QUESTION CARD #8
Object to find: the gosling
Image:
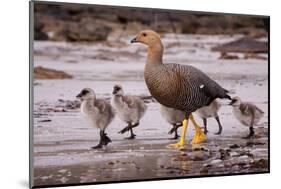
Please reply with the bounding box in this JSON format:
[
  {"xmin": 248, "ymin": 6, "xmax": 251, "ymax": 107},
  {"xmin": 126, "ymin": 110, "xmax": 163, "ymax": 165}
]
[
  {"xmin": 111, "ymin": 84, "xmax": 147, "ymax": 139},
  {"xmin": 76, "ymin": 88, "xmax": 114, "ymax": 149},
  {"xmin": 160, "ymin": 105, "xmax": 185, "ymax": 139},
  {"xmin": 161, "ymin": 100, "xmax": 223, "ymax": 139},
  {"xmin": 229, "ymin": 96, "xmax": 264, "ymax": 138},
  {"xmin": 195, "ymin": 99, "xmax": 223, "ymax": 135}
]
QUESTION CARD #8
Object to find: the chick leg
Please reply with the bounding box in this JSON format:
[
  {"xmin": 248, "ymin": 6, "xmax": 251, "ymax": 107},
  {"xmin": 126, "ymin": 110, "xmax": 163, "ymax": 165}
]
[
  {"xmin": 243, "ymin": 117, "xmax": 255, "ymax": 139},
  {"xmin": 173, "ymin": 123, "xmax": 181, "ymax": 139},
  {"xmin": 91, "ymin": 130, "xmax": 104, "ymax": 149},
  {"xmin": 190, "ymin": 114, "xmax": 207, "ymax": 144},
  {"xmin": 103, "ymin": 132, "xmax": 112, "ymax": 145},
  {"xmin": 167, "ymin": 118, "xmax": 189, "ymax": 149},
  {"xmin": 119, "ymin": 123, "xmax": 131, "ymax": 134},
  {"xmin": 168, "ymin": 123, "xmax": 182, "ymax": 139},
  {"xmin": 125, "ymin": 128, "xmax": 136, "ymax": 140},
  {"xmin": 243, "ymin": 126, "xmax": 255, "ymax": 139},
  {"xmin": 119, "ymin": 122, "xmax": 139, "ymax": 135},
  {"xmin": 214, "ymin": 116, "xmax": 223, "ymax": 135},
  {"xmin": 203, "ymin": 118, "xmax": 208, "ymax": 134}
]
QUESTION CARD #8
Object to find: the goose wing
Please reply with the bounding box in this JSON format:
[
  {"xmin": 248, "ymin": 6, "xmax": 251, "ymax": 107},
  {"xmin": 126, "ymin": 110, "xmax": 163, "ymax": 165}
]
[{"xmin": 167, "ymin": 64, "xmax": 230, "ymax": 111}]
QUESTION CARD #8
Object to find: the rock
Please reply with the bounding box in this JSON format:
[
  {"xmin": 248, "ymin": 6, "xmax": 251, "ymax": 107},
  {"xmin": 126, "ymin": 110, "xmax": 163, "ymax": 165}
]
[
  {"xmin": 210, "ymin": 159, "xmax": 223, "ymax": 165},
  {"xmin": 219, "ymin": 52, "xmax": 239, "ymax": 60},
  {"xmin": 229, "ymin": 144, "xmax": 240, "ymax": 149},
  {"xmin": 200, "ymin": 167, "xmax": 209, "ymax": 174},
  {"xmin": 64, "ymin": 20, "xmax": 112, "ymax": 42},
  {"xmin": 34, "ymin": 66, "xmax": 73, "ymax": 80},
  {"xmin": 190, "ymin": 151, "xmax": 210, "ymax": 161},
  {"xmin": 58, "ymin": 169, "xmax": 67, "ymax": 174},
  {"xmin": 212, "ymin": 37, "xmax": 268, "ymax": 53},
  {"xmin": 237, "ymin": 155, "xmax": 249, "ymax": 162},
  {"xmin": 244, "ymin": 53, "xmax": 267, "ymax": 60},
  {"xmin": 250, "ymin": 149, "xmax": 265, "ymax": 157},
  {"xmin": 246, "ymin": 141, "xmax": 265, "ymax": 147},
  {"xmin": 34, "ymin": 20, "xmax": 49, "ymax": 40},
  {"xmin": 250, "ymin": 159, "xmax": 268, "ymax": 169},
  {"xmin": 192, "ymin": 147, "xmax": 209, "ymax": 152},
  {"xmin": 219, "ymin": 149, "xmax": 230, "ymax": 160},
  {"xmin": 229, "ymin": 151, "xmax": 239, "ymax": 157},
  {"xmin": 38, "ymin": 119, "xmax": 52, "ymax": 122},
  {"xmin": 34, "ymin": 4, "xmax": 267, "ymax": 43},
  {"xmin": 172, "ymin": 154, "xmax": 189, "ymax": 162},
  {"xmin": 57, "ymin": 99, "xmax": 81, "ymax": 110}
]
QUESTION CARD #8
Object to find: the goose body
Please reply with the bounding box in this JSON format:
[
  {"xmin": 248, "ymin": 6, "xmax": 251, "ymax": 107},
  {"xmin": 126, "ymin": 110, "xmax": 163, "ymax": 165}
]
[
  {"xmin": 145, "ymin": 63, "xmax": 230, "ymax": 113},
  {"xmin": 230, "ymin": 96, "xmax": 264, "ymax": 138},
  {"xmin": 111, "ymin": 84, "xmax": 147, "ymax": 139},
  {"xmin": 76, "ymin": 88, "xmax": 114, "ymax": 149},
  {"xmin": 131, "ymin": 30, "xmax": 230, "ymax": 147}
]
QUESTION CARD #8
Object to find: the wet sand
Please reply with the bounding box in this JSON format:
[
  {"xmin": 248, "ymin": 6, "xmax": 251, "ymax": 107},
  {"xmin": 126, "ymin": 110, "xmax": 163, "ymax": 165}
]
[{"xmin": 32, "ymin": 34, "xmax": 269, "ymax": 187}]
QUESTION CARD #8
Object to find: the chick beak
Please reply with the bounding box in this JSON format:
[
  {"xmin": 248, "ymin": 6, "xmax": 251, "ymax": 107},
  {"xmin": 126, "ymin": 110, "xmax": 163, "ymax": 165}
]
[
  {"xmin": 76, "ymin": 93, "xmax": 82, "ymax": 99},
  {"xmin": 229, "ymin": 99, "xmax": 235, "ymax": 105},
  {"xmin": 130, "ymin": 36, "xmax": 138, "ymax": 43}
]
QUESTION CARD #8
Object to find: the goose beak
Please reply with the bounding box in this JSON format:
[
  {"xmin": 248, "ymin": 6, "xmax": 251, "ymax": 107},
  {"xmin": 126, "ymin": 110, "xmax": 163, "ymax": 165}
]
[{"xmin": 130, "ymin": 36, "xmax": 138, "ymax": 43}]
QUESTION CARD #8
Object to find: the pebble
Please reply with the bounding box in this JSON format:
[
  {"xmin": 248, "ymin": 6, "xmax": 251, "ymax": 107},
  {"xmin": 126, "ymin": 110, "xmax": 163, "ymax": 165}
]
[
  {"xmin": 237, "ymin": 155, "xmax": 249, "ymax": 162},
  {"xmin": 60, "ymin": 177, "xmax": 69, "ymax": 183},
  {"xmin": 210, "ymin": 159, "xmax": 223, "ymax": 164},
  {"xmin": 229, "ymin": 144, "xmax": 240, "ymax": 149},
  {"xmin": 229, "ymin": 151, "xmax": 239, "ymax": 157},
  {"xmin": 58, "ymin": 169, "xmax": 67, "ymax": 174}
]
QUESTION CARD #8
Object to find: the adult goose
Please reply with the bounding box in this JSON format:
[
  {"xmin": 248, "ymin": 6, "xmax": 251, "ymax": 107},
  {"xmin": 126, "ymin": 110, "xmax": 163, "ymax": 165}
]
[{"xmin": 131, "ymin": 30, "xmax": 231, "ymax": 148}]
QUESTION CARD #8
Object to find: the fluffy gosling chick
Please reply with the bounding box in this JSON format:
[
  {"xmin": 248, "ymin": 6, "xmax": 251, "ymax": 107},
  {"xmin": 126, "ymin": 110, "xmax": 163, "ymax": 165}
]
[
  {"xmin": 229, "ymin": 96, "xmax": 264, "ymax": 138},
  {"xmin": 161, "ymin": 99, "xmax": 223, "ymax": 139},
  {"xmin": 160, "ymin": 105, "xmax": 185, "ymax": 139},
  {"xmin": 195, "ymin": 99, "xmax": 223, "ymax": 135},
  {"xmin": 76, "ymin": 88, "xmax": 114, "ymax": 149},
  {"xmin": 111, "ymin": 84, "xmax": 147, "ymax": 139}
]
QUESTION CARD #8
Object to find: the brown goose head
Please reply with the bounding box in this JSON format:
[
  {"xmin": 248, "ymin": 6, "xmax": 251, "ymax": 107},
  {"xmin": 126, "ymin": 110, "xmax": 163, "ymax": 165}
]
[{"xmin": 131, "ymin": 30, "xmax": 163, "ymax": 48}]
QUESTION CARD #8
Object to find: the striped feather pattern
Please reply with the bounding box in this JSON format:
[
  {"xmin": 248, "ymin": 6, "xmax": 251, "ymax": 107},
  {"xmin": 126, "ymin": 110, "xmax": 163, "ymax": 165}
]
[{"xmin": 145, "ymin": 63, "xmax": 230, "ymax": 113}]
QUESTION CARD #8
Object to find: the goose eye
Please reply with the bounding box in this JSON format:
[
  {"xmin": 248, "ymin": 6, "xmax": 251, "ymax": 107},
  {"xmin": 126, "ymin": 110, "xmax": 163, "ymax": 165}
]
[{"xmin": 142, "ymin": 33, "xmax": 147, "ymax": 37}]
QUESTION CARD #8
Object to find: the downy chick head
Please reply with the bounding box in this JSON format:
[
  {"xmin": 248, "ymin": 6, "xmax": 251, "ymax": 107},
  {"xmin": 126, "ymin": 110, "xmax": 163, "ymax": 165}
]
[
  {"xmin": 229, "ymin": 96, "xmax": 242, "ymax": 107},
  {"xmin": 130, "ymin": 30, "xmax": 162, "ymax": 48},
  {"xmin": 112, "ymin": 84, "xmax": 124, "ymax": 96},
  {"xmin": 76, "ymin": 88, "xmax": 96, "ymax": 101}
]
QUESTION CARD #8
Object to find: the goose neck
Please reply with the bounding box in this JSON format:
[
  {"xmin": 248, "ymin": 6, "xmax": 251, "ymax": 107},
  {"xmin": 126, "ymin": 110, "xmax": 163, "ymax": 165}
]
[{"xmin": 146, "ymin": 44, "xmax": 163, "ymax": 66}]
